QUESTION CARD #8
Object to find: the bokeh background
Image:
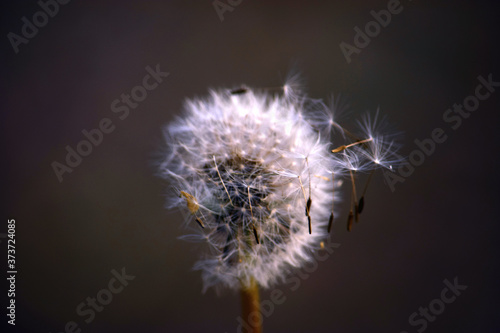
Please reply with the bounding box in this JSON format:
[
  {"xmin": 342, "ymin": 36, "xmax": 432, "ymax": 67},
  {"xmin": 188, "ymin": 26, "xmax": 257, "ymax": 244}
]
[{"xmin": 2, "ymin": 0, "xmax": 500, "ymax": 332}]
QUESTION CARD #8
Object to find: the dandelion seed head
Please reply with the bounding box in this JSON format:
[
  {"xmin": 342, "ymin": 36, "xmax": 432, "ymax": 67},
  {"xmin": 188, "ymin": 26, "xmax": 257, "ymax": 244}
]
[{"xmin": 158, "ymin": 83, "xmax": 400, "ymax": 293}]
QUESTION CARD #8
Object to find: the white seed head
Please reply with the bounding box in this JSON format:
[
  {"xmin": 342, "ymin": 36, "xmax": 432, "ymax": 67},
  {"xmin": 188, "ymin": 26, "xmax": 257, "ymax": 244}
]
[{"xmin": 158, "ymin": 84, "xmax": 399, "ymax": 292}]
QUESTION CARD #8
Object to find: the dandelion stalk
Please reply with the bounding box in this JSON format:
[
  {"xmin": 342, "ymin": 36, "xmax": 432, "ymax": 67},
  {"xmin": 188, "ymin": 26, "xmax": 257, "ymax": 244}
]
[{"xmin": 240, "ymin": 277, "xmax": 262, "ymax": 333}]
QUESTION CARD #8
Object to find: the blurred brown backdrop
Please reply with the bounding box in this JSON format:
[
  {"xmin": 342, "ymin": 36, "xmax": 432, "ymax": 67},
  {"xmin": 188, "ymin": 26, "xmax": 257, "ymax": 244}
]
[{"xmin": 1, "ymin": 0, "xmax": 500, "ymax": 332}]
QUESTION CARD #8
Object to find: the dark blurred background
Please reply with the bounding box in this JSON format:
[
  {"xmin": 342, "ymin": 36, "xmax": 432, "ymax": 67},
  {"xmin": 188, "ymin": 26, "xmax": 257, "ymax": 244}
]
[{"xmin": 1, "ymin": 0, "xmax": 500, "ymax": 332}]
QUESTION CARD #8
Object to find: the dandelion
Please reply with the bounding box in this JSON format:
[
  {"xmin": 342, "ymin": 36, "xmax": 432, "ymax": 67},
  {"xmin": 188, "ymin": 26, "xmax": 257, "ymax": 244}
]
[{"xmin": 158, "ymin": 80, "xmax": 401, "ymax": 332}]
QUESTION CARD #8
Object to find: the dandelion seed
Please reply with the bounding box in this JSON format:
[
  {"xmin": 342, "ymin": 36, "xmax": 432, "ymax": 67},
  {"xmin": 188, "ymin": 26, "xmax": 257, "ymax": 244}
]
[
  {"xmin": 195, "ymin": 217, "xmax": 205, "ymax": 229},
  {"xmin": 306, "ymin": 197, "xmax": 312, "ymax": 217},
  {"xmin": 347, "ymin": 210, "xmax": 354, "ymax": 232},
  {"xmin": 331, "ymin": 145, "xmax": 347, "ymax": 153},
  {"xmin": 252, "ymin": 225, "xmax": 260, "ymax": 244},
  {"xmin": 328, "ymin": 212, "xmax": 334, "ymax": 233},
  {"xmin": 357, "ymin": 197, "xmax": 365, "ymax": 215},
  {"xmin": 180, "ymin": 191, "xmax": 199, "ymax": 214},
  {"xmin": 230, "ymin": 87, "xmax": 248, "ymax": 95}
]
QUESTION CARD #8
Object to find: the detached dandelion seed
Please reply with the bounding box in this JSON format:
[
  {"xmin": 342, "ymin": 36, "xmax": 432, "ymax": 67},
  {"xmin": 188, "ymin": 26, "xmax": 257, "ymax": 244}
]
[{"xmin": 158, "ymin": 78, "xmax": 401, "ymax": 332}]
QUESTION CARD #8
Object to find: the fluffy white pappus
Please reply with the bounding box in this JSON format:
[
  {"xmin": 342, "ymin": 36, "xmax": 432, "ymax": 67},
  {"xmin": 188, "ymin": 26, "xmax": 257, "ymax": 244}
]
[
  {"xmin": 355, "ymin": 110, "xmax": 404, "ymax": 170},
  {"xmin": 158, "ymin": 85, "xmax": 399, "ymax": 293}
]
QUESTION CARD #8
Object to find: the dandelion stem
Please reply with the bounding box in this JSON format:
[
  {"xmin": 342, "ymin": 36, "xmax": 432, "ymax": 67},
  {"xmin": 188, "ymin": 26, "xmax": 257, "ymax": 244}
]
[{"xmin": 240, "ymin": 277, "xmax": 262, "ymax": 333}]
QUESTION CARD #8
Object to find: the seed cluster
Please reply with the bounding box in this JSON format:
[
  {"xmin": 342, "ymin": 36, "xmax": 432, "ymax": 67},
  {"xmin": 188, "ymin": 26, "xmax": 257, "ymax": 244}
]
[{"xmin": 159, "ymin": 84, "xmax": 400, "ymax": 292}]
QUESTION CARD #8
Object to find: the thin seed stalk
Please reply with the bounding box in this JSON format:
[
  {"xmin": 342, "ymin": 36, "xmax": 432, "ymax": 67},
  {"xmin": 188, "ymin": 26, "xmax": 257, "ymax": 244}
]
[{"xmin": 240, "ymin": 277, "xmax": 262, "ymax": 333}]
